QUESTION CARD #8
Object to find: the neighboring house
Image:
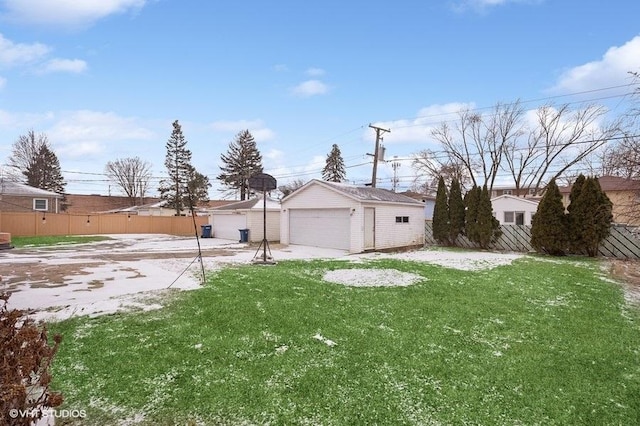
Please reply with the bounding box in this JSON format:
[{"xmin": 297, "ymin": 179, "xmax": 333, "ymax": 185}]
[
  {"xmin": 209, "ymin": 196, "xmax": 281, "ymax": 242},
  {"xmin": 490, "ymin": 185, "xmax": 539, "ymax": 198},
  {"xmin": 281, "ymin": 179, "xmax": 425, "ymax": 253},
  {"xmin": 400, "ymin": 190, "xmax": 436, "ymax": 220},
  {"xmin": 558, "ymin": 176, "xmax": 640, "ymax": 226},
  {"xmin": 491, "ymin": 195, "xmax": 539, "ymax": 226},
  {"xmin": 0, "ymin": 180, "xmax": 64, "ymax": 213}
]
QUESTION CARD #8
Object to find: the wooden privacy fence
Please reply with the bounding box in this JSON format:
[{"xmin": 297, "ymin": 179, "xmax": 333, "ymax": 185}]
[
  {"xmin": 424, "ymin": 221, "xmax": 640, "ymax": 260},
  {"xmin": 0, "ymin": 211, "xmax": 208, "ymax": 237}
]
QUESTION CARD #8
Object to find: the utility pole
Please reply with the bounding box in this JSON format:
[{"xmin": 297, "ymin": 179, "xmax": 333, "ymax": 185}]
[{"xmin": 368, "ymin": 124, "xmax": 390, "ymax": 188}]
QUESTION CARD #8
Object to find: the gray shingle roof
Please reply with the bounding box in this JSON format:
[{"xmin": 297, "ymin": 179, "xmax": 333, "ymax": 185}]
[
  {"xmin": 0, "ymin": 180, "xmax": 63, "ymax": 198},
  {"xmin": 316, "ymin": 180, "xmax": 423, "ymax": 204}
]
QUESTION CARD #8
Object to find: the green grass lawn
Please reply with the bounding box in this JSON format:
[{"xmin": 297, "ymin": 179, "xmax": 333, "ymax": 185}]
[
  {"xmin": 11, "ymin": 235, "xmax": 112, "ymax": 248},
  {"xmin": 49, "ymin": 255, "xmax": 640, "ymax": 425}
]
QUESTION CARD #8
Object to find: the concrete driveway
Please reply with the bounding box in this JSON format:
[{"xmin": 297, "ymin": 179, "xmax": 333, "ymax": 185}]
[{"xmin": 0, "ymin": 234, "xmax": 348, "ymax": 321}]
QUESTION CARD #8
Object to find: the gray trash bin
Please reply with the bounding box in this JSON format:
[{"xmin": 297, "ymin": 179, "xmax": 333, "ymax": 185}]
[{"xmin": 239, "ymin": 228, "xmax": 249, "ymax": 243}]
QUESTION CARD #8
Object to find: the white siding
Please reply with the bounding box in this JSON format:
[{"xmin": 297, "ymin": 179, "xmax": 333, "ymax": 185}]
[
  {"xmin": 491, "ymin": 195, "xmax": 539, "ymax": 226},
  {"xmin": 362, "ymin": 203, "xmax": 424, "ymax": 250}
]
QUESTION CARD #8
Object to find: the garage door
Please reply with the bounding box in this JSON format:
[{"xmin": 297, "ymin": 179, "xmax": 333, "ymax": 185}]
[
  {"xmin": 212, "ymin": 214, "xmax": 247, "ymax": 241},
  {"xmin": 289, "ymin": 208, "xmax": 350, "ymax": 250}
]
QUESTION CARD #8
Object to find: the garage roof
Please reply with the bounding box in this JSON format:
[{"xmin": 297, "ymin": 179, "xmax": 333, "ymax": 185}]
[
  {"xmin": 213, "ymin": 196, "xmax": 281, "ymax": 211},
  {"xmin": 288, "ymin": 179, "xmax": 423, "ymax": 205}
]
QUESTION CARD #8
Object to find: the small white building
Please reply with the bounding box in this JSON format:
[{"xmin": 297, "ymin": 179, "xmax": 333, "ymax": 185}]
[
  {"xmin": 209, "ymin": 196, "xmax": 281, "ymax": 242},
  {"xmin": 491, "ymin": 195, "xmax": 540, "ymax": 226},
  {"xmin": 281, "ymin": 179, "xmax": 425, "ymax": 253}
]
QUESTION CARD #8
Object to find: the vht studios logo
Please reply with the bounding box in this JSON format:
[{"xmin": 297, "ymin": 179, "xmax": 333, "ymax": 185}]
[{"xmin": 8, "ymin": 408, "xmax": 87, "ymax": 419}]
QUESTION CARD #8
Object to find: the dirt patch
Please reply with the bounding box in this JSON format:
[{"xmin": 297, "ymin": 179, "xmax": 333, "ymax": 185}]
[{"xmin": 606, "ymin": 259, "xmax": 640, "ymax": 305}]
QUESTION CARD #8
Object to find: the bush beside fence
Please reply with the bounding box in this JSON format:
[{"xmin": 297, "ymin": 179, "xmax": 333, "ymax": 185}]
[{"xmin": 424, "ymin": 221, "xmax": 640, "ymax": 260}]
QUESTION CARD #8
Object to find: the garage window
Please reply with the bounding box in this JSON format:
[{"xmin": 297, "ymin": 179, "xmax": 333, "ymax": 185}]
[{"xmin": 395, "ymin": 216, "xmax": 409, "ymax": 223}]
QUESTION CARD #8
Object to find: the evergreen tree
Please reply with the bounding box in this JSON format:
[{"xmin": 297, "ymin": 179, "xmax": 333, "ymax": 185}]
[
  {"xmin": 9, "ymin": 130, "xmax": 66, "ymax": 195},
  {"xmin": 186, "ymin": 167, "xmax": 211, "ymax": 209},
  {"xmin": 218, "ymin": 130, "xmax": 263, "ymax": 200},
  {"xmin": 448, "ymin": 177, "xmax": 465, "ymax": 245},
  {"xmin": 570, "ymin": 177, "xmax": 613, "ymax": 257},
  {"xmin": 566, "ymin": 174, "xmax": 586, "ymax": 253},
  {"xmin": 530, "ymin": 179, "xmax": 568, "ymax": 256},
  {"xmin": 322, "ymin": 144, "xmax": 346, "ymax": 182},
  {"xmin": 474, "ymin": 185, "xmax": 501, "ymax": 249},
  {"xmin": 158, "ymin": 120, "xmax": 193, "ymax": 215},
  {"xmin": 432, "ymin": 176, "xmax": 450, "ymax": 245},
  {"xmin": 464, "ymin": 185, "xmax": 481, "ymax": 243}
]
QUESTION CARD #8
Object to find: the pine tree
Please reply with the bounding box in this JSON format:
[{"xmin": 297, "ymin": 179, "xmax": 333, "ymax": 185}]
[
  {"xmin": 218, "ymin": 130, "xmax": 263, "ymax": 200},
  {"xmin": 158, "ymin": 120, "xmax": 193, "ymax": 215},
  {"xmin": 432, "ymin": 176, "xmax": 450, "ymax": 245},
  {"xmin": 448, "ymin": 177, "xmax": 465, "ymax": 245},
  {"xmin": 566, "ymin": 174, "xmax": 586, "ymax": 253},
  {"xmin": 464, "ymin": 185, "xmax": 481, "ymax": 243},
  {"xmin": 570, "ymin": 177, "xmax": 613, "ymax": 257},
  {"xmin": 322, "ymin": 144, "xmax": 346, "ymax": 182},
  {"xmin": 9, "ymin": 131, "xmax": 67, "ymax": 195},
  {"xmin": 530, "ymin": 179, "xmax": 568, "ymax": 256}
]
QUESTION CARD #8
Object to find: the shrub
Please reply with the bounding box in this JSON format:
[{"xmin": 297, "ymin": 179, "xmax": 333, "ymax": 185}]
[
  {"xmin": 448, "ymin": 177, "xmax": 465, "ymax": 245},
  {"xmin": 531, "ymin": 179, "xmax": 568, "ymax": 256},
  {"xmin": 432, "ymin": 176, "xmax": 450, "ymax": 245},
  {"xmin": 1, "ymin": 293, "xmax": 63, "ymax": 426}
]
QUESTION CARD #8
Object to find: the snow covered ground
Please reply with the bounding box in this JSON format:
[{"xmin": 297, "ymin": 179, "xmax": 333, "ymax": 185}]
[{"xmin": 1, "ymin": 234, "xmax": 523, "ymax": 321}]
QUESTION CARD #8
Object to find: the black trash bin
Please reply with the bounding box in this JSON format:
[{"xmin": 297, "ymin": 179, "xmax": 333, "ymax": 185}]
[
  {"xmin": 239, "ymin": 228, "xmax": 249, "ymax": 243},
  {"xmin": 201, "ymin": 224, "xmax": 212, "ymax": 238}
]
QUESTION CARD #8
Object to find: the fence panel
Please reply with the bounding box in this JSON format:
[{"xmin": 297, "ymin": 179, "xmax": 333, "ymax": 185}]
[
  {"xmin": 0, "ymin": 212, "xmax": 208, "ymax": 237},
  {"xmin": 424, "ymin": 221, "xmax": 640, "ymax": 260}
]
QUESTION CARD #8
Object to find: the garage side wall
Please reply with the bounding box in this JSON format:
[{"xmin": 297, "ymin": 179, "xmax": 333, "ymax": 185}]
[
  {"xmin": 368, "ymin": 204, "xmax": 425, "ymax": 250},
  {"xmin": 281, "ymin": 185, "xmax": 359, "ymax": 250},
  {"xmin": 246, "ymin": 210, "xmax": 281, "ymax": 242}
]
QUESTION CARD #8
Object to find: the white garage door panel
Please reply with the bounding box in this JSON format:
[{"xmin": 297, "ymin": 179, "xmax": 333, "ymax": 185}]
[
  {"xmin": 289, "ymin": 209, "xmax": 350, "ymax": 250},
  {"xmin": 212, "ymin": 214, "xmax": 246, "ymax": 240}
]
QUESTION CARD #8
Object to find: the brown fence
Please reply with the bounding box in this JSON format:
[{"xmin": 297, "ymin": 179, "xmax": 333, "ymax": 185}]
[
  {"xmin": 0, "ymin": 212, "xmax": 208, "ymax": 237},
  {"xmin": 424, "ymin": 222, "xmax": 640, "ymax": 260}
]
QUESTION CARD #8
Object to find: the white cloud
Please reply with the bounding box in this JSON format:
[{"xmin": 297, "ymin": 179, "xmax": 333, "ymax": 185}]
[
  {"xmin": 210, "ymin": 119, "xmax": 275, "ymax": 142},
  {"xmin": 550, "ymin": 36, "xmax": 640, "ymax": 93},
  {"xmin": 370, "ymin": 102, "xmax": 475, "ymax": 144},
  {"xmin": 48, "ymin": 110, "xmax": 155, "ymax": 159},
  {"xmin": 1, "ymin": 0, "xmax": 146, "ymax": 27},
  {"xmin": 40, "ymin": 58, "xmax": 87, "ymax": 74},
  {"xmin": 306, "ymin": 67, "xmax": 325, "ymax": 77},
  {"xmin": 290, "ymin": 79, "xmax": 330, "ymax": 97},
  {"xmin": 0, "ymin": 33, "xmax": 49, "ymax": 66}
]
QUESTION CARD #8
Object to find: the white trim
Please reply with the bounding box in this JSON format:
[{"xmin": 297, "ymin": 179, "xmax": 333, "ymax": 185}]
[{"xmin": 33, "ymin": 198, "xmax": 48, "ymax": 211}]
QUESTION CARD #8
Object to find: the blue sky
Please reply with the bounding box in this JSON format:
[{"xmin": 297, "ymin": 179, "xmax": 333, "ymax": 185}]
[{"xmin": 0, "ymin": 0, "xmax": 639, "ymax": 197}]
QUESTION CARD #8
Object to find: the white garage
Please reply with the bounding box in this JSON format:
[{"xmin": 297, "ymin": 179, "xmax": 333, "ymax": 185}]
[
  {"xmin": 281, "ymin": 179, "xmax": 425, "ymax": 253},
  {"xmin": 209, "ymin": 196, "xmax": 280, "ymax": 242}
]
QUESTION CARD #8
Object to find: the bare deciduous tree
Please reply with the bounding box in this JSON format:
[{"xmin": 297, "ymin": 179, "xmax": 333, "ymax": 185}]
[
  {"xmin": 429, "ymin": 101, "xmax": 524, "ymax": 192},
  {"xmin": 105, "ymin": 157, "xmax": 152, "ymax": 205},
  {"xmin": 411, "ymin": 149, "xmax": 473, "ymax": 192}
]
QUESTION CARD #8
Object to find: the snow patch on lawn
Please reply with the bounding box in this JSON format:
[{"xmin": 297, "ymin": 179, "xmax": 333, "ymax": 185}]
[
  {"xmin": 323, "ymin": 268, "xmax": 424, "ymax": 287},
  {"xmin": 356, "ymin": 248, "xmax": 523, "ymax": 271}
]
